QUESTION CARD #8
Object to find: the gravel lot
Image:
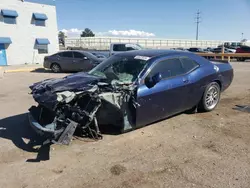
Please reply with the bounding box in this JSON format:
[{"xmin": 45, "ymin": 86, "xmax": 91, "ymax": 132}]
[{"xmin": 0, "ymin": 62, "xmax": 250, "ymax": 188}]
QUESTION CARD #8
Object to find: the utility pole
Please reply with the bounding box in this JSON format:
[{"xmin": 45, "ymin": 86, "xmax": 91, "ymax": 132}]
[{"xmin": 195, "ymin": 10, "xmax": 201, "ymax": 40}]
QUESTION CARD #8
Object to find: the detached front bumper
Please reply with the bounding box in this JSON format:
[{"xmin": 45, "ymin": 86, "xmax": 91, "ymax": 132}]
[
  {"xmin": 28, "ymin": 106, "xmax": 78, "ymax": 145},
  {"xmin": 28, "ymin": 112, "xmax": 57, "ymax": 137}
]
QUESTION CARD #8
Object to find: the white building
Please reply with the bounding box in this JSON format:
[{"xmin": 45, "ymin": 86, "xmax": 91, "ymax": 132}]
[{"xmin": 0, "ymin": 0, "xmax": 59, "ymax": 66}]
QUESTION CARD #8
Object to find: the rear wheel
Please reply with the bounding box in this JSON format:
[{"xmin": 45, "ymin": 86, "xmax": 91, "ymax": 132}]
[
  {"xmin": 199, "ymin": 82, "xmax": 221, "ymax": 112},
  {"xmin": 51, "ymin": 63, "xmax": 61, "ymax": 73}
]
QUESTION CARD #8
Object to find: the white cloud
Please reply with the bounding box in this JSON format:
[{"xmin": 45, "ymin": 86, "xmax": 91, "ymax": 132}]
[
  {"xmin": 97, "ymin": 29, "xmax": 155, "ymax": 38},
  {"xmin": 60, "ymin": 29, "xmax": 156, "ymax": 38},
  {"xmin": 60, "ymin": 28, "xmax": 82, "ymax": 37}
]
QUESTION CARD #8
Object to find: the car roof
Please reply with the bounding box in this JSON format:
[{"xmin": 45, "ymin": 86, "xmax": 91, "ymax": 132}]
[
  {"xmin": 58, "ymin": 50, "xmax": 90, "ymax": 53},
  {"xmin": 114, "ymin": 49, "xmax": 182, "ymax": 58}
]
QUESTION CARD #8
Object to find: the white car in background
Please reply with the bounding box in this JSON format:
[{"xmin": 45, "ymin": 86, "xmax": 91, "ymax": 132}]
[{"xmin": 109, "ymin": 43, "xmax": 143, "ymax": 56}]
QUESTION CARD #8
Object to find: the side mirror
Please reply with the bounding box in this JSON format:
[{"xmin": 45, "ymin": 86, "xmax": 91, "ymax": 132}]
[
  {"xmin": 145, "ymin": 72, "xmax": 162, "ymax": 88},
  {"xmin": 83, "ymin": 57, "xmax": 88, "ymax": 60}
]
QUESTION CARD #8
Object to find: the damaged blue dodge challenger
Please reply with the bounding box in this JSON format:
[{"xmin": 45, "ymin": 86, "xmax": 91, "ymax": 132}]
[{"xmin": 29, "ymin": 50, "xmax": 234, "ymax": 145}]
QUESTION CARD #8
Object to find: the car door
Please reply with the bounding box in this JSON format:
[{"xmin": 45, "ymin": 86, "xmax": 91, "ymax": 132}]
[
  {"xmin": 136, "ymin": 57, "xmax": 189, "ymax": 127},
  {"xmin": 59, "ymin": 51, "xmax": 74, "ymax": 71},
  {"xmin": 179, "ymin": 56, "xmax": 201, "ymax": 110},
  {"xmin": 73, "ymin": 52, "xmax": 93, "ymax": 72}
]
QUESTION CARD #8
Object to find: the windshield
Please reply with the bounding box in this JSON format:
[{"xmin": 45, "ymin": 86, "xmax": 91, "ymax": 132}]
[{"xmin": 89, "ymin": 55, "xmax": 148, "ymax": 84}]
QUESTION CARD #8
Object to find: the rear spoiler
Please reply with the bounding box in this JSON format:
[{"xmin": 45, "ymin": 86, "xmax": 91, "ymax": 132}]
[{"xmin": 210, "ymin": 59, "xmax": 229, "ymax": 64}]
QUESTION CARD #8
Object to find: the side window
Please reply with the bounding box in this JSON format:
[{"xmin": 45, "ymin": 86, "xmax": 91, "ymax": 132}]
[
  {"xmin": 113, "ymin": 44, "xmax": 126, "ymax": 51},
  {"xmin": 62, "ymin": 52, "xmax": 73, "ymax": 58},
  {"xmin": 56, "ymin": 53, "xmax": 63, "ymax": 57},
  {"xmin": 126, "ymin": 47, "xmax": 135, "ymax": 51},
  {"xmin": 180, "ymin": 57, "xmax": 199, "ymax": 73},
  {"xmin": 149, "ymin": 58, "xmax": 185, "ymax": 79},
  {"xmin": 73, "ymin": 52, "xmax": 85, "ymax": 59}
]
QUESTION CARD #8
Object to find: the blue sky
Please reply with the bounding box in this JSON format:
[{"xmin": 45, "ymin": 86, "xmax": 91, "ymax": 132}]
[{"xmin": 56, "ymin": 0, "xmax": 250, "ymax": 40}]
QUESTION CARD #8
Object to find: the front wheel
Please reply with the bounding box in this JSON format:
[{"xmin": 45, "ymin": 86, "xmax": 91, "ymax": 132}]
[
  {"xmin": 199, "ymin": 82, "xmax": 221, "ymax": 112},
  {"xmin": 51, "ymin": 63, "xmax": 61, "ymax": 73}
]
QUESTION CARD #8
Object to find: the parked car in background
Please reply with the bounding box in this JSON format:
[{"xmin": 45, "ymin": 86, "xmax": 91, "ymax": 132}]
[
  {"xmin": 236, "ymin": 46, "xmax": 250, "ymax": 61},
  {"xmin": 211, "ymin": 48, "xmax": 235, "ymax": 53},
  {"xmin": 109, "ymin": 43, "xmax": 143, "ymax": 56},
  {"xmin": 171, "ymin": 47, "xmax": 188, "ymax": 51},
  {"xmin": 188, "ymin": 47, "xmax": 205, "ymax": 53},
  {"xmin": 226, "ymin": 48, "xmax": 236, "ymax": 53},
  {"xmin": 216, "ymin": 46, "xmax": 236, "ymax": 53},
  {"xmin": 90, "ymin": 52, "xmax": 108, "ymax": 59},
  {"xmin": 44, "ymin": 51, "xmax": 104, "ymax": 73},
  {"xmin": 203, "ymin": 48, "xmax": 213, "ymax": 52},
  {"xmin": 221, "ymin": 42, "xmax": 242, "ymax": 49},
  {"xmin": 206, "ymin": 47, "xmax": 214, "ymax": 51},
  {"xmin": 188, "ymin": 47, "xmax": 212, "ymax": 59}
]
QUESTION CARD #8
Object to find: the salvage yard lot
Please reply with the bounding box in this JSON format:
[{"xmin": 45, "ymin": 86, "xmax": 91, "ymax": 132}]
[{"xmin": 0, "ymin": 62, "xmax": 250, "ymax": 188}]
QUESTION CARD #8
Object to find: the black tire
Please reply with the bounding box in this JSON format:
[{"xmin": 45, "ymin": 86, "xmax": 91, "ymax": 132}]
[
  {"xmin": 51, "ymin": 63, "xmax": 61, "ymax": 73},
  {"xmin": 199, "ymin": 82, "xmax": 221, "ymax": 112}
]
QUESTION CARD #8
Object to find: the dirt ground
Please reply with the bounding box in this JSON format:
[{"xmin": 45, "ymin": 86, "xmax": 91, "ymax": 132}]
[{"xmin": 0, "ymin": 62, "xmax": 250, "ymax": 188}]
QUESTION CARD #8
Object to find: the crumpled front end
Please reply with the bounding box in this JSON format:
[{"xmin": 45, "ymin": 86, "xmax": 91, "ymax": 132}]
[{"xmin": 29, "ymin": 75, "xmax": 137, "ymax": 145}]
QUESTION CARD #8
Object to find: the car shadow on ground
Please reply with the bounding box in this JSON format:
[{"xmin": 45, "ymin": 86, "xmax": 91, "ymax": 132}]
[
  {"xmin": 0, "ymin": 113, "xmax": 124, "ymax": 162},
  {"xmin": 31, "ymin": 68, "xmax": 52, "ymax": 73},
  {"xmin": 0, "ymin": 113, "xmax": 51, "ymax": 162},
  {"xmin": 31, "ymin": 68, "xmax": 79, "ymax": 74}
]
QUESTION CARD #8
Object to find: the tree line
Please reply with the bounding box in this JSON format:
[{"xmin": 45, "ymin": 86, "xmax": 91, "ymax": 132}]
[{"xmin": 58, "ymin": 28, "xmax": 95, "ymax": 46}]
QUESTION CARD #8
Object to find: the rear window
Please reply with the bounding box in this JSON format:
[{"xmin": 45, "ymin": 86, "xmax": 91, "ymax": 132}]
[{"xmin": 180, "ymin": 57, "xmax": 199, "ymax": 73}]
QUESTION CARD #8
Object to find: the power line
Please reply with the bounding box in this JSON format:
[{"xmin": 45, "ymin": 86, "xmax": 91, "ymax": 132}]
[{"xmin": 195, "ymin": 10, "xmax": 201, "ymax": 40}]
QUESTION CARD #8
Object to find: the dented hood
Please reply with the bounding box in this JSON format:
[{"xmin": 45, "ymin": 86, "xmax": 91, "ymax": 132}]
[
  {"xmin": 30, "ymin": 72, "xmax": 103, "ymax": 94},
  {"xmin": 30, "ymin": 72, "xmax": 103, "ymax": 110}
]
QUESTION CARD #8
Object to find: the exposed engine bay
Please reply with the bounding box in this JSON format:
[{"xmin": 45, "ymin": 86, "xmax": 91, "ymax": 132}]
[{"xmin": 29, "ymin": 74, "xmax": 138, "ymax": 145}]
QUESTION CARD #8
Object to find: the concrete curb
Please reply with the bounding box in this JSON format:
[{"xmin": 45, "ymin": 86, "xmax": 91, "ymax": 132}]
[{"xmin": 4, "ymin": 68, "xmax": 37, "ymax": 73}]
